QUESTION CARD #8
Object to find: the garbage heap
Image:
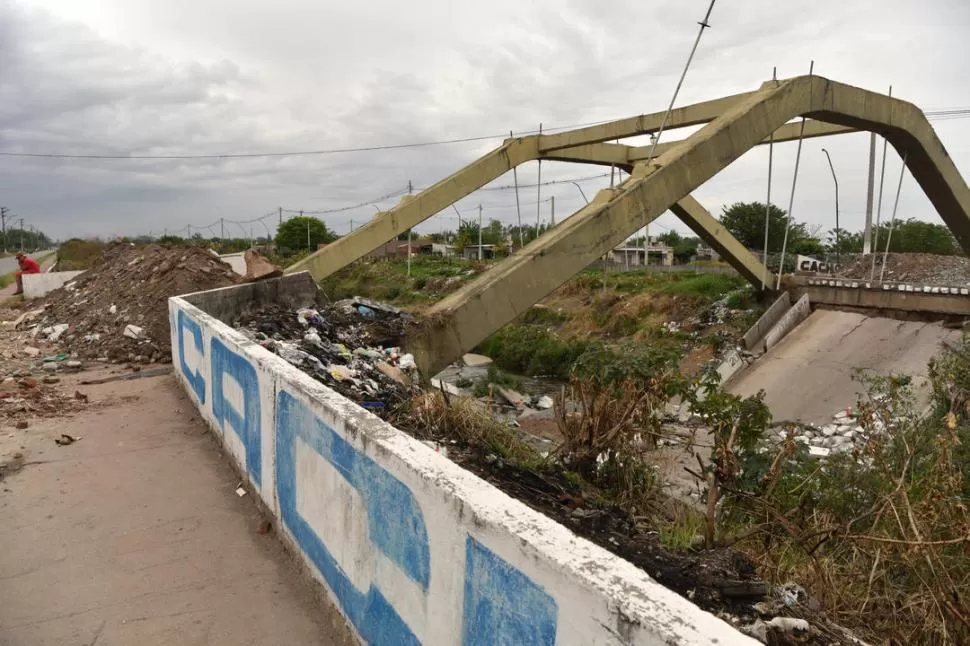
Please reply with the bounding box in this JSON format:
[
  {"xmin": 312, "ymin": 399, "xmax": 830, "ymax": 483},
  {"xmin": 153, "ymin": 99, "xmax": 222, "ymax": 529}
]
[
  {"xmin": 36, "ymin": 243, "xmax": 241, "ymax": 362},
  {"xmin": 233, "ymin": 299, "xmax": 417, "ymax": 416}
]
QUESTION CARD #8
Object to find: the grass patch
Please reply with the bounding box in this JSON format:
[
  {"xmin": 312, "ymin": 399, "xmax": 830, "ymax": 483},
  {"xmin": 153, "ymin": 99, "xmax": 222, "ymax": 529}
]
[
  {"xmin": 395, "ymin": 391, "xmax": 544, "ymax": 468},
  {"xmin": 57, "ymin": 239, "xmax": 106, "ymax": 271},
  {"xmin": 318, "ymin": 256, "xmax": 479, "ymax": 307},
  {"xmin": 657, "ymin": 510, "xmax": 705, "ymax": 551},
  {"xmin": 660, "ymin": 272, "xmax": 745, "ymax": 299},
  {"xmin": 476, "ymin": 325, "xmax": 590, "ymax": 379}
]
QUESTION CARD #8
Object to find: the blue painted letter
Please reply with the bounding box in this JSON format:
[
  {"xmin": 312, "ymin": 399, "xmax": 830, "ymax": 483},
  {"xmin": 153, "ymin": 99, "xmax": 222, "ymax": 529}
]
[
  {"xmin": 177, "ymin": 310, "xmax": 205, "ymax": 404},
  {"xmin": 462, "ymin": 537, "xmax": 558, "ymax": 646},
  {"xmin": 276, "ymin": 390, "xmax": 429, "ymax": 645},
  {"xmin": 211, "ymin": 338, "xmax": 261, "ymax": 487}
]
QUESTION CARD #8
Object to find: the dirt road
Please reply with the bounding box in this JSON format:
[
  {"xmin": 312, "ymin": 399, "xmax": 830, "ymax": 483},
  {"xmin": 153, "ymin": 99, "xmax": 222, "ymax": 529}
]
[
  {"xmin": 0, "ymin": 364, "xmax": 353, "ymax": 645},
  {"xmin": 728, "ymin": 309, "xmax": 958, "ymax": 425}
]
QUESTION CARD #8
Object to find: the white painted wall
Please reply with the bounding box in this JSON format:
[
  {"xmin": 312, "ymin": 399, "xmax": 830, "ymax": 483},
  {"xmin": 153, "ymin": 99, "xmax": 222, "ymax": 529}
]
[
  {"xmin": 169, "ymin": 288, "xmax": 756, "ymax": 646},
  {"xmin": 22, "ymin": 270, "xmax": 85, "ymax": 299}
]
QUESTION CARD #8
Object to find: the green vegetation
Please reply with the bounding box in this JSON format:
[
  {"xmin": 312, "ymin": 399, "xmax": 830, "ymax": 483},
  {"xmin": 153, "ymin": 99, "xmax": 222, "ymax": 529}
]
[
  {"xmin": 659, "ymin": 272, "xmax": 745, "ymax": 299},
  {"xmin": 57, "ymin": 238, "xmax": 107, "ymax": 270},
  {"xmin": 275, "ymin": 216, "xmax": 336, "ymax": 255},
  {"xmin": 720, "ymin": 201, "xmax": 820, "ymax": 253},
  {"xmin": 827, "ymin": 218, "xmax": 960, "ymax": 255},
  {"xmin": 0, "ymin": 227, "xmax": 52, "ymax": 252},
  {"xmin": 476, "ymin": 326, "xmax": 590, "ymax": 380},
  {"xmin": 319, "ymin": 255, "xmax": 479, "ymax": 307},
  {"xmin": 687, "ymin": 337, "xmax": 970, "ymax": 643}
]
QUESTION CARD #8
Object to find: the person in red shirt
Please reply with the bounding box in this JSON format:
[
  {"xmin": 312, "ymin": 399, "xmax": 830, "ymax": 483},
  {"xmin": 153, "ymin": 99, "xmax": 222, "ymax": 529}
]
[{"xmin": 12, "ymin": 251, "xmax": 41, "ymax": 295}]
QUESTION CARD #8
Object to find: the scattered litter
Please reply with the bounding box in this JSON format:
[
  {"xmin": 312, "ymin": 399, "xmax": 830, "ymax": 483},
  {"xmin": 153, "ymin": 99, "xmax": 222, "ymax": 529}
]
[
  {"xmin": 535, "ymin": 395, "xmax": 554, "ymax": 410},
  {"xmin": 44, "ymin": 324, "xmax": 70, "ymax": 342},
  {"xmin": 14, "ymin": 420, "xmax": 28, "ymax": 430},
  {"xmin": 109, "ymin": 304, "xmax": 117, "ymax": 315},
  {"xmin": 420, "ymin": 440, "xmax": 449, "ymax": 458},
  {"xmin": 55, "ymin": 434, "xmax": 79, "ymax": 446},
  {"xmin": 256, "ymin": 519, "xmax": 272, "ymax": 534},
  {"xmin": 235, "ymin": 485, "xmax": 247, "ymax": 497},
  {"xmin": 234, "ymin": 301, "xmax": 416, "ymax": 416},
  {"xmin": 43, "ymin": 353, "xmax": 69, "ymax": 363},
  {"xmin": 74, "ymin": 391, "xmax": 89, "ymax": 403}
]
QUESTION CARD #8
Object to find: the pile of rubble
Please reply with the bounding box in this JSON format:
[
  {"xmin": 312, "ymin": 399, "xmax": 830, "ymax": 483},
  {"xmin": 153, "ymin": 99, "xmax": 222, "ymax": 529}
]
[
  {"xmin": 766, "ymin": 406, "xmax": 886, "ymax": 458},
  {"xmin": 35, "ymin": 243, "xmax": 241, "ymax": 362},
  {"xmin": 233, "ymin": 299, "xmax": 417, "ymax": 416},
  {"xmin": 0, "ymin": 307, "xmax": 90, "ymax": 423},
  {"xmin": 838, "ymin": 252, "xmax": 970, "ymax": 285}
]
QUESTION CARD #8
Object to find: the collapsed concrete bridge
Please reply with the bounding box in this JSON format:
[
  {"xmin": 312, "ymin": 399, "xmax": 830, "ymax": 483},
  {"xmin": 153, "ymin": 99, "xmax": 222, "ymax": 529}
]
[{"xmin": 287, "ymin": 75, "xmax": 970, "ymax": 377}]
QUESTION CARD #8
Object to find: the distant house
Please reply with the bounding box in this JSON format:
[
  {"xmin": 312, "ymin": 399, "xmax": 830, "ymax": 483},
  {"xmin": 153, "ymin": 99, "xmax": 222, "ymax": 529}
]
[
  {"xmin": 432, "ymin": 243, "xmax": 456, "ymax": 257},
  {"xmin": 610, "ymin": 241, "xmax": 673, "ymax": 267},
  {"xmin": 462, "ymin": 244, "xmax": 498, "ymax": 261},
  {"xmin": 366, "ymin": 239, "xmax": 434, "ymax": 260},
  {"xmin": 694, "ymin": 244, "xmax": 720, "ymax": 262}
]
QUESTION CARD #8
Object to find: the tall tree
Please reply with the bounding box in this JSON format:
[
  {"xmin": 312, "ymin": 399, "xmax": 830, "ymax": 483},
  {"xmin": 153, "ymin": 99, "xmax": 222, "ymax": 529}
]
[
  {"xmin": 275, "ymin": 216, "xmax": 335, "ymax": 253},
  {"xmin": 720, "ymin": 201, "xmax": 815, "ymax": 253}
]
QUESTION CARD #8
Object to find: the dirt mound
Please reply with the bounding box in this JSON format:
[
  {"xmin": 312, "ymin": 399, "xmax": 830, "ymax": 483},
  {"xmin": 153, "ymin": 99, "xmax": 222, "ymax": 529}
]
[
  {"xmin": 38, "ymin": 243, "xmax": 241, "ymax": 362},
  {"xmin": 838, "ymin": 252, "xmax": 970, "ymax": 285}
]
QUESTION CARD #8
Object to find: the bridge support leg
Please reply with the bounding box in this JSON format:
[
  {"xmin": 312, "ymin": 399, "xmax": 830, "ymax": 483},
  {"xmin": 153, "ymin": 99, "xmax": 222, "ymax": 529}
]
[{"xmin": 669, "ymin": 195, "xmax": 776, "ymax": 288}]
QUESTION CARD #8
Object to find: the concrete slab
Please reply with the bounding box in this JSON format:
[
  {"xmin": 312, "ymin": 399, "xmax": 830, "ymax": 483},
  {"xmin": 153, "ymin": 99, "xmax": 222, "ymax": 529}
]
[
  {"xmin": 22, "ymin": 270, "xmax": 85, "ymax": 299},
  {"xmin": 728, "ymin": 310, "xmax": 959, "ymax": 426},
  {"xmin": 0, "ymin": 374, "xmax": 353, "ymax": 646}
]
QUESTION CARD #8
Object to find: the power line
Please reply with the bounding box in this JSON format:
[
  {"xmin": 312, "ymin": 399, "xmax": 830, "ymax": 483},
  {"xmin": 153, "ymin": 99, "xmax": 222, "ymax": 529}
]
[
  {"xmin": 0, "ymin": 119, "xmax": 615, "ymax": 161},
  {"xmin": 3, "ymin": 106, "xmax": 966, "ymax": 162}
]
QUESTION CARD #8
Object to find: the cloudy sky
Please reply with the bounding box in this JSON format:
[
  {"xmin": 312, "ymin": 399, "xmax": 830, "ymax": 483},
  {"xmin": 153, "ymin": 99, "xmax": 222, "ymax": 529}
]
[{"xmin": 1, "ymin": 0, "xmax": 969, "ymax": 243}]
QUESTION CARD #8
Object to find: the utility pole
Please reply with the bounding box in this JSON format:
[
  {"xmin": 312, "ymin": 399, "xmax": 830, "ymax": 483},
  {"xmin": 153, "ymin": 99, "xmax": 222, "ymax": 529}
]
[
  {"xmin": 220, "ymin": 218, "xmax": 225, "ymax": 240},
  {"xmin": 307, "ymin": 219, "xmax": 311, "ymax": 251},
  {"xmin": 478, "ymin": 205, "xmax": 483, "ymax": 261},
  {"xmin": 0, "ymin": 206, "xmax": 7, "ymax": 252},
  {"xmin": 822, "ymin": 148, "xmax": 841, "ymax": 267},
  {"xmin": 278, "ymin": 207, "xmax": 283, "ymax": 229},
  {"xmin": 863, "ymin": 132, "xmax": 876, "ymax": 255},
  {"xmin": 18, "ymin": 218, "xmax": 24, "ymax": 252},
  {"xmin": 550, "ymin": 195, "xmax": 555, "ymax": 226}
]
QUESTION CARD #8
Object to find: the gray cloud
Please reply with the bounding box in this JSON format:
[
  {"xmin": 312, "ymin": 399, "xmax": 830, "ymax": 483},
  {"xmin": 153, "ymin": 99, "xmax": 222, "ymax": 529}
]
[{"xmin": 1, "ymin": 0, "xmax": 969, "ymax": 241}]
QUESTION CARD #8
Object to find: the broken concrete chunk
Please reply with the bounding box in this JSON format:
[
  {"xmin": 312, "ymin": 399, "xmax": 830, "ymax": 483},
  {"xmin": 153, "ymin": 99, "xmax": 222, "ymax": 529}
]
[
  {"xmin": 22, "ymin": 346, "xmax": 40, "ymax": 357},
  {"xmin": 123, "ymin": 324, "xmax": 144, "ymax": 339},
  {"xmin": 497, "ymin": 387, "xmax": 526, "ymax": 408},
  {"xmin": 461, "ymin": 353, "xmax": 493, "ymax": 368},
  {"xmin": 109, "ymin": 304, "xmax": 117, "ymax": 315}
]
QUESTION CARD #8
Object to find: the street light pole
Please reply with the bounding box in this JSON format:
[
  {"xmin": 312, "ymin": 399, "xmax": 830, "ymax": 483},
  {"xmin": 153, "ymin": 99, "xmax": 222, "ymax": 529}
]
[
  {"xmin": 570, "ymin": 182, "xmax": 589, "ymax": 205},
  {"xmin": 822, "ymin": 148, "xmax": 841, "ymax": 268}
]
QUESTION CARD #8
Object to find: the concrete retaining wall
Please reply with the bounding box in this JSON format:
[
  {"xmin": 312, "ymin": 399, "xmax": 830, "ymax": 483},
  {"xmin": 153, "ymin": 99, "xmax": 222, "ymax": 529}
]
[
  {"xmin": 22, "ymin": 270, "xmax": 85, "ymax": 299},
  {"xmin": 764, "ymin": 293, "xmax": 811, "ymax": 352},
  {"xmin": 789, "ymin": 276, "xmax": 970, "ymax": 316},
  {"xmin": 741, "ymin": 291, "xmax": 791, "ymax": 352},
  {"xmin": 169, "ymin": 272, "xmax": 755, "ymax": 646}
]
